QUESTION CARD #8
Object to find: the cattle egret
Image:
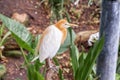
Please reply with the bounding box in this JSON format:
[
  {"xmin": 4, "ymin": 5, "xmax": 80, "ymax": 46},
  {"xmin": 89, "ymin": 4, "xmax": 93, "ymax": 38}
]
[{"xmin": 38, "ymin": 19, "xmax": 77, "ymax": 67}]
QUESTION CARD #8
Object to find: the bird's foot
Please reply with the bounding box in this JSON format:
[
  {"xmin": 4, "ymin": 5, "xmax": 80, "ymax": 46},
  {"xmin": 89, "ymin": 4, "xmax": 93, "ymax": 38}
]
[
  {"xmin": 45, "ymin": 66, "xmax": 60, "ymax": 80},
  {"xmin": 47, "ymin": 66, "xmax": 59, "ymax": 73}
]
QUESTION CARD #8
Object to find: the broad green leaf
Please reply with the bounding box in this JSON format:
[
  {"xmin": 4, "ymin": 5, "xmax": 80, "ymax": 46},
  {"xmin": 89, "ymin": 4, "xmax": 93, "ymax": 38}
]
[
  {"xmin": 0, "ymin": 14, "xmax": 34, "ymax": 53},
  {"xmin": 58, "ymin": 27, "xmax": 76, "ymax": 53}
]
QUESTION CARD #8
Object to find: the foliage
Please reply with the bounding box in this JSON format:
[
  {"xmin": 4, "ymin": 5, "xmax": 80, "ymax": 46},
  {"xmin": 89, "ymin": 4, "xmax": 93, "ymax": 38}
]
[
  {"xmin": 0, "ymin": 14, "xmax": 34, "ymax": 53},
  {"xmin": 42, "ymin": 0, "xmax": 73, "ymax": 22},
  {"xmin": 27, "ymin": 64, "xmax": 44, "ymax": 80},
  {"xmin": 69, "ymin": 27, "xmax": 104, "ymax": 80},
  {"xmin": 116, "ymin": 73, "xmax": 120, "ymax": 80},
  {"xmin": 0, "ymin": 64, "xmax": 6, "ymax": 78},
  {"xmin": 0, "ymin": 13, "xmax": 105, "ymax": 80},
  {"xmin": 0, "ymin": 14, "xmax": 74, "ymax": 80},
  {"xmin": 117, "ymin": 52, "xmax": 120, "ymax": 74},
  {"xmin": 0, "ymin": 23, "xmax": 11, "ymax": 62},
  {"xmin": 116, "ymin": 45, "xmax": 120, "ymax": 80},
  {"xmin": 0, "ymin": 24, "xmax": 11, "ymax": 47},
  {"xmin": 0, "ymin": 14, "xmax": 44, "ymax": 80},
  {"xmin": 116, "ymin": 47, "xmax": 120, "ymax": 75},
  {"xmin": 21, "ymin": 47, "xmax": 44, "ymax": 80}
]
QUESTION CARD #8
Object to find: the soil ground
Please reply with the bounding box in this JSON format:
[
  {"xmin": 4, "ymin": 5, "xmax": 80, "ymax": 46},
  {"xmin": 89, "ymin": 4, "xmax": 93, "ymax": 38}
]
[{"xmin": 0, "ymin": 0, "xmax": 100, "ymax": 80}]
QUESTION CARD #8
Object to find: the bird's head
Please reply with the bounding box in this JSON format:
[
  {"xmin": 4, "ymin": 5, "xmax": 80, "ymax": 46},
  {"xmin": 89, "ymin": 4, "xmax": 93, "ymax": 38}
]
[{"xmin": 55, "ymin": 19, "xmax": 77, "ymax": 29}]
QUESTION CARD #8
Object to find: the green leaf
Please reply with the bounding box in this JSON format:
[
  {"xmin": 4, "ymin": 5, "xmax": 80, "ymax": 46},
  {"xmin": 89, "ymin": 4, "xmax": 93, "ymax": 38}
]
[
  {"xmin": 0, "ymin": 64, "xmax": 6, "ymax": 78},
  {"xmin": 4, "ymin": 50, "xmax": 22, "ymax": 58},
  {"xmin": 0, "ymin": 31, "xmax": 11, "ymax": 46},
  {"xmin": 0, "ymin": 14, "xmax": 34, "ymax": 53},
  {"xmin": 79, "ymin": 36, "xmax": 104, "ymax": 80},
  {"xmin": 58, "ymin": 27, "xmax": 76, "ymax": 53},
  {"xmin": 0, "ymin": 24, "xmax": 4, "ymax": 37},
  {"xmin": 27, "ymin": 65, "xmax": 34, "ymax": 80},
  {"xmin": 68, "ymin": 27, "xmax": 78, "ymax": 77},
  {"xmin": 34, "ymin": 35, "xmax": 41, "ymax": 56},
  {"xmin": 116, "ymin": 73, "xmax": 120, "ymax": 80},
  {"xmin": 70, "ymin": 44, "xmax": 79, "ymax": 76},
  {"xmin": 75, "ymin": 53, "xmax": 85, "ymax": 79},
  {"xmin": 59, "ymin": 69, "xmax": 64, "ymax": 80},
  {"xmin": 34, "ymin": 59, "xmax": 43, "ymax": 71},
  {"xmin": 27, "ymin": 64, "xmax": 44, "ymax": 80},
  {"xmin": 117, "ymin": 52, "xmax": 120, "ymax": 74},
  {"xmin": 117, "ymin": 61, "xmax": 120, "ymax": 74},
  {"xmin": 34, "ymin": 71, "xmax": 44, "ymax": 80}
]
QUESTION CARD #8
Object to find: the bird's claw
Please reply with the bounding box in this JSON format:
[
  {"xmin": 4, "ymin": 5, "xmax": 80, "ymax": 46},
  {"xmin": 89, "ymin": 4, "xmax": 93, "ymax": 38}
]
[{"xmin": 47, "ymin": 66, "xmax": 59, "ymax": 73}]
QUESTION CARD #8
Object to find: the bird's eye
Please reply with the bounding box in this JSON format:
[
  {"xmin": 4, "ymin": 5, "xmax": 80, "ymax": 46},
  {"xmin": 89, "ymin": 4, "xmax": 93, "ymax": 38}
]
[{"xmin": 65, "ymin": 23, "xmax": 68, "ymax": 25}]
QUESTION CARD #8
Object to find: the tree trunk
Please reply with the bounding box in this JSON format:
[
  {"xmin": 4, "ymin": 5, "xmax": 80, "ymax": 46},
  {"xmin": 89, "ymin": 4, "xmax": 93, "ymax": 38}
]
[{"xmin": 97, "ymin": 0, "xmax": 120, "ymax": 80}]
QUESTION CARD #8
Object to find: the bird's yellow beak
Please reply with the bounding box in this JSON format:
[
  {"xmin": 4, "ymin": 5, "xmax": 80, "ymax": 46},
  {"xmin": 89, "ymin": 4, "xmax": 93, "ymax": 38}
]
[{"xmin": 68, "ymin": 23, "xmax": 78, "ymax": 27}]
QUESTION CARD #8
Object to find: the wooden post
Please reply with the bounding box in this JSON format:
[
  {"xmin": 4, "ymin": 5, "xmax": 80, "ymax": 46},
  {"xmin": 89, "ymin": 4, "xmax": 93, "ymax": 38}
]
[{"xmin": 97, "ymin": 0, "xmax": 120, "ymax": 80}]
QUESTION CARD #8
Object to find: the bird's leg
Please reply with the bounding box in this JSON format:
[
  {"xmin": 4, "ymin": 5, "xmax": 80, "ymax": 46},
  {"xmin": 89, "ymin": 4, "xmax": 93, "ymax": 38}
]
[
  {"xmin": 45, "ymin": 58, "xmax": 59, "ymax": 73},
  {"xmin": 45, "ymin": 58, "xmax": 59, "ymax": 80},
  {"xmin": 46, "ymin": 58, "xmax": 53, "ymax": 68}
]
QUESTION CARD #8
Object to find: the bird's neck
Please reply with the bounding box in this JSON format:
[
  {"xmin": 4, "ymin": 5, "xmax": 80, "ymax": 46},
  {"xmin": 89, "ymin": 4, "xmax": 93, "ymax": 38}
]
[{"xmin": 54, "ymin": 24, "xmax": 67, "ymax": 44}]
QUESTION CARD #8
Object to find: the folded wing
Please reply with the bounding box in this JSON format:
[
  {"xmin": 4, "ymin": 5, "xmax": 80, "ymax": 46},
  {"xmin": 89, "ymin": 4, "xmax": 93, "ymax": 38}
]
[{"xmin": 39, "ymin": 25, "xmax": 63, "ymax": 62}]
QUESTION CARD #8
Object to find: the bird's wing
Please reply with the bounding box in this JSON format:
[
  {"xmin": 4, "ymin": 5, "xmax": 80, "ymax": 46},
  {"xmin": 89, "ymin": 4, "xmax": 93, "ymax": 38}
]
[{"xmin": 39, "ymin": 25, "xmax": 63, "ymax": 62}]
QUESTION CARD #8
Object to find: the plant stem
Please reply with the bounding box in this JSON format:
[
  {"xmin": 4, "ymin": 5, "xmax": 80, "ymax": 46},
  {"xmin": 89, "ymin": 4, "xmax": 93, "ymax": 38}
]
[
  {"xmin": 0, "ymin": 31, "xmax": 11, "ymax": 46},
  {"xmin": 20, "ymin": 47, "xmax": 29, "ymax": 65}
]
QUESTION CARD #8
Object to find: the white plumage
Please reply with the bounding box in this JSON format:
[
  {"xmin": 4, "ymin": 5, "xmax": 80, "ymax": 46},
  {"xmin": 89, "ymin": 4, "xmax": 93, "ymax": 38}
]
[{"xmin": 39, "ymin": 25, "xmax": 63, "ymax": 62}]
